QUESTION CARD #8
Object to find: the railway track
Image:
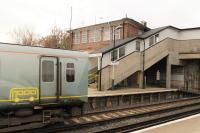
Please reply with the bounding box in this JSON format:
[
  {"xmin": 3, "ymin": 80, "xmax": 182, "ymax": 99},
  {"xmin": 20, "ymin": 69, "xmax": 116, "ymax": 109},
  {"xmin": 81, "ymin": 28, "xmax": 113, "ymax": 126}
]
[{"xmin": 2, "ymin": 96, "xmax": 200, "ymax": 133}]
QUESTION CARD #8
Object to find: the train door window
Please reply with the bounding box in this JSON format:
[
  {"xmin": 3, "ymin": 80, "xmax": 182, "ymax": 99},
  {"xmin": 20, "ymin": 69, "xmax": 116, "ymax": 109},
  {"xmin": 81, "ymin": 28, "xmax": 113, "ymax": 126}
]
[
  {"xmin": 66, "ymin": 63, "xmax": 75, "ymax": 82},
  {"xmin": 42, "ymin": 60, "xmax": 54, "ymax": 82}
]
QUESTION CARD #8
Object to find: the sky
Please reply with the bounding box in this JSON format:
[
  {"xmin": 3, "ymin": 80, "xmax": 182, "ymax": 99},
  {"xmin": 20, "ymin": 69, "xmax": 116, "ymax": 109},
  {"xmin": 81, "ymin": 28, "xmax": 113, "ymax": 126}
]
[{"xmin": 0, "ymin": 0, "xmax": 200, "ymax": 42}]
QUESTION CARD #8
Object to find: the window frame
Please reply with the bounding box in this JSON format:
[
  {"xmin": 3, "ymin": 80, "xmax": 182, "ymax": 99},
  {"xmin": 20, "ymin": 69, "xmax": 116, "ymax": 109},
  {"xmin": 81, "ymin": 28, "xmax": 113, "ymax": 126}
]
[
  {"xmin": 136, "ymin": 41, "xmax": 140, "ymax": 51},
  {"xmin": 111, "ymin": 49, "xmax": 118, "ymax": 62},
  {"xmin": 42, "ymin": 60, "xmax": 54, "ymax": 82},
  {"xmin": 89, "ymin": 30, "xmax": 95, "ymax": 43},
  {"xmin": 149, "ymin": 36, "xmax": 154, "ymax": 46},
  {"xmin": 73, "ymin": 32, "xmax": 80, "ymax": 44},
  {"xmin": 66, "ymin": 63, "xmax": 75, "ymax": 82},
  {"xmin": 103, "ymin": 27, "xmax": 110, "ymax": 41},
  {"xmin": 81, "ymin": 31, "xmax": 87, "ymax": 44},
  {"xmin": 155, "ymin": 34, "xmax": 159, "ymax": 43},
  {"xmin": 119, "ymin": 46, "xmax": 125, "ymax": 58},
  {"xmin": 94, "ymin": 28, "xmax": 101, "ymax": 42}
]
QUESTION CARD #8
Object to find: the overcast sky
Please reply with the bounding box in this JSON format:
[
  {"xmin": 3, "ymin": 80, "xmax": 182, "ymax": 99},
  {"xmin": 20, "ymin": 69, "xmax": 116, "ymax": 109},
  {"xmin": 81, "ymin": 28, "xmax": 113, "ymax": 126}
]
[{"xmin": 0, "ymin": 0, "xmax": 200, "ymax": 42}]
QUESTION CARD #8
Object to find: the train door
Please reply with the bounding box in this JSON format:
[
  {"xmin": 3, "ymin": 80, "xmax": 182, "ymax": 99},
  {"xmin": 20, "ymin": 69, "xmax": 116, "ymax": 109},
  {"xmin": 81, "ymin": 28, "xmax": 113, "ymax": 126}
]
[
  {"xmin": 60, "ymin": 59, "xmax": 76, "ymax": 97},
  {"xmin": 39, "ymin": 56, "xmax": 58, "ymax": 103}
]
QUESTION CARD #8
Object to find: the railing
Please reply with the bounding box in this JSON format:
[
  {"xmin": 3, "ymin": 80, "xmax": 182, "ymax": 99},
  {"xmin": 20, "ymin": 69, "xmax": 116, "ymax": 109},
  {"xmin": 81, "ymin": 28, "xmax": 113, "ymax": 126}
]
[
  {"xmin": 100, "ymin": 38, "xmax": 170, "ymax": 90},
  {"xmin": 88, "ymin": 72, "xmax": 99, "ymax": 89}
]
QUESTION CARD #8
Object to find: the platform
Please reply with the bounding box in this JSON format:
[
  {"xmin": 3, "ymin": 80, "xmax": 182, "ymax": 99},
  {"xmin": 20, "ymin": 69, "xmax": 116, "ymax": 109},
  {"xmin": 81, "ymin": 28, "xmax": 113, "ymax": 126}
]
[
  {"xmin": 134, "ymin": 114, "xmax": 200, "ymax": 133},
  {"xmin": 88, "ymin": 87, "xmax": 178, "ymax": 97}
]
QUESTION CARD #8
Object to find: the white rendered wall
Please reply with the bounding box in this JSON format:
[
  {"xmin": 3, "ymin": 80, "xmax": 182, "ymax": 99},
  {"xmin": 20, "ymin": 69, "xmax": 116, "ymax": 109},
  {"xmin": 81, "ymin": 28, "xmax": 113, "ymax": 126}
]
[
  {"xmin": 125, "ymin": 41, "xmax": 136, "ymax": 55},
  {"xmin": 102, "ymin": 53, "xmax": 111, "ymax": 68},
  {"xmin": 159, "ymin": 28, "xmax": 179, "ymax": 40},
  {"xmin": 179, "ymin": 29, "xmax": 200, "ymax": 40},
  {"xmin": 90, "ymin": 27, "xmax": 200, "ymax": 70}
]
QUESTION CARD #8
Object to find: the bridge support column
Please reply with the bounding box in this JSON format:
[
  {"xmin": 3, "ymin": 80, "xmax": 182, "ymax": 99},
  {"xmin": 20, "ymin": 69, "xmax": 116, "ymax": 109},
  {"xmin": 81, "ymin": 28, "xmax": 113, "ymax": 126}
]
[
  {"xmin": 139, "ymin": 71, "xmax": 144, "ymax": 89},
  {"xmin": 166, "ymin": 55, "xmax": 171, "ymax": 89}
]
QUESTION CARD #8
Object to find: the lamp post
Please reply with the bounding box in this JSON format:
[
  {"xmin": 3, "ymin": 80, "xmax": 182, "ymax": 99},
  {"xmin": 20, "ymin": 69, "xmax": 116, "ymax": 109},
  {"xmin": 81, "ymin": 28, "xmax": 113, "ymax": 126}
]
[
  {"xmin": 111, "ymin": 25, "xmax": 123, "ymax": 89},
  {"xmin": 142, "ymin": 39, "xmax": 146, "ymax": 89}
]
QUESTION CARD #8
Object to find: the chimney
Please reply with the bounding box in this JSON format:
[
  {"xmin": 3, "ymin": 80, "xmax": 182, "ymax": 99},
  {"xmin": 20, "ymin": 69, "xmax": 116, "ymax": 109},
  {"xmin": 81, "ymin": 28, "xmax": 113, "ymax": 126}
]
[{"xmin": 141, "ymin": 21, "xmax": 147, "ymax": 27}]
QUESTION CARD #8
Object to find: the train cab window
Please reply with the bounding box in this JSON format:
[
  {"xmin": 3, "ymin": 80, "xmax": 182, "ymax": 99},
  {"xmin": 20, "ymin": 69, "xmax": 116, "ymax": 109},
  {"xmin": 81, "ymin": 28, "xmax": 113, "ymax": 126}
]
[
  {"xmin": 42, "ymin": 60, "xmax": 54, "ymax": 82},
  {"xmin": 66, "ymin": 63, "xmax": 75, "ymax": 82}
]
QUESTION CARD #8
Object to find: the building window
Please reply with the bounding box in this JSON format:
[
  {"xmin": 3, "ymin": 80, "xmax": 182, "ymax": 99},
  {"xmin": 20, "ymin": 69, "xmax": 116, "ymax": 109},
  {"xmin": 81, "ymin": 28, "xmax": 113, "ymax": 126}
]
[
  {"xmin": 136, "ymin": 41, "xmax": 140, "ymax": 51},
  {"xmin": 149, "ymin": 36, "xmax": 154, "ymax": 46},
  {"xmin": 155, "ymin": 34, "xmax": 159, "ymax": 43},
  {"xmin": 119, "ymin": 47, "xmax": 125, "ymax": 58},
  {"xmin": 81, "ymin": 31, "xmax": 87, "ymax": 44},
  {"xmin": 114, "ymin": 29, "xmax": 120, "ymax": 40},
  {"xmin": 73, "ymin": 32, "xmax": 80, "ymax": 44},
  {"xmin": 111, "ymin": 49, "xmax": 118, "ymax": 61},
  {"xmin": 66, "ymin": 63, "xmax": 75, "ymax": 82},
  {"xmin": 95, "ymin": 28, "xmax": 101, "ymax": 42},
  {"xmin": 103, "ymin": 27, "xmax": 110, "ymax": 41},
  {"xmin": 42, "ymin": 60, "xmax": 54, "ymax": 82},
  {"xmin": 89, "ymin": 29, "xmax": 101, "ymax": 43},
  {"xmin": 89, "ymin": 30, "xmax": 95, "ymax": 43}
]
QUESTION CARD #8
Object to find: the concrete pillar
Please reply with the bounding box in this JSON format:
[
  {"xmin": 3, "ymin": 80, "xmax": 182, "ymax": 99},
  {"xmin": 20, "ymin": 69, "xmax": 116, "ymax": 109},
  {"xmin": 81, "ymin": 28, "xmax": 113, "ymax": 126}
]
[
  {"xmin": 166, "ymin": 55, "xmax": 171, "ymax": 89},
  {"xmin": 139, "ymin": 71, "xmax": 144, "ymax": 89}
]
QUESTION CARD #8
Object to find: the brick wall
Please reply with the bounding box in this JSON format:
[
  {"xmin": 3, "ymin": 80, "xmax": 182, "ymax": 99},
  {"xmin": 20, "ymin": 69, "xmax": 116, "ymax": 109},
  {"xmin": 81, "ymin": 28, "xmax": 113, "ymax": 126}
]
[{"xmin": 71, "ymin": 18, "xmax": 147, "ymax": 52}]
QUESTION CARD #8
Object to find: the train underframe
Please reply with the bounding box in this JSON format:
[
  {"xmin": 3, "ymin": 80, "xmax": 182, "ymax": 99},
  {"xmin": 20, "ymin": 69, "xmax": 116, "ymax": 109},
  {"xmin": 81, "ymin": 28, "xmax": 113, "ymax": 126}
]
[{"xmin": 0, "ymin": 101, "xmax": 84, "ymax": 128}]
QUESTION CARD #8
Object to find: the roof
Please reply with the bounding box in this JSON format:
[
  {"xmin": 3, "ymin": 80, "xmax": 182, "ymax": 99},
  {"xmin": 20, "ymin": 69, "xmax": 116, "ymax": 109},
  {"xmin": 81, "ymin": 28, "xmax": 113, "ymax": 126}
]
[
  {"xmin": 91, "ymin": 37, "xmax": 137, "ymax": 54},
  {"xmin": 71, "ymin": 17, "xmax": 150, "ymax": 32},
  {"xmin": 91, "ymin": 26, "xmax": 174, "ymax": 54},
  {"xmin": 91, "ymin": 25, "xmax": 200, "ymax": 55},
  {"xmin": 139, "ymin": 26, "xmax": 169, "ymax": 38},
  {"xmin": 0, "ymin": 42, "xmax": 88, "ymax": 57}
]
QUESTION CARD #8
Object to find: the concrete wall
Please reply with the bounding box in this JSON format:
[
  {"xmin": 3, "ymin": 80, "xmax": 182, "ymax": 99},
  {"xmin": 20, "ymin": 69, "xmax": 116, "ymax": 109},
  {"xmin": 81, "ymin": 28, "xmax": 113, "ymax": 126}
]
[
  {"xmin": 179, "ymin": 29, "xmax": 200, "ymax": 40},
  {"xmin": 171, "ymin": 65, "xmax": 184, "ymax": 89},
  {"xmin": 100, "ymin": 38, "xmax": 200, "ymax": 90},
  {"xmin": 143, "ymin": 28, "xmax": 200, "ymax": 50},
  {"xmin": 100, "ymin": 52, "xmax": 141, "ymax": 90},
  {"xmin": 184, "ymin": 60, "xmax": 200, "ymax": 90}
]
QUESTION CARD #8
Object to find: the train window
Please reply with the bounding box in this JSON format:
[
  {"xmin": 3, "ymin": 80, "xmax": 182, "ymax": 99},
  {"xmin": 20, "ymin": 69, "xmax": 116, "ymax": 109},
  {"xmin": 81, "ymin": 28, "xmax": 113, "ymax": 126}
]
[
  {"xmin": 42, "ymin": 60, "xmax": 54, "ymax": 82},
  {"xmin": 66, "ymin": 63, "xmax": 75, "ymax": 82}
]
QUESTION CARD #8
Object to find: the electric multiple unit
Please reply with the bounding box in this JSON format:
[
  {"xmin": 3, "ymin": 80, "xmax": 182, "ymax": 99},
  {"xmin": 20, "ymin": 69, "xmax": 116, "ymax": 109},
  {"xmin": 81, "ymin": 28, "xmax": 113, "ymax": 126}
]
[{"xmin": 0, "ymin": 43, "xmax": 88, "ymax": 111}]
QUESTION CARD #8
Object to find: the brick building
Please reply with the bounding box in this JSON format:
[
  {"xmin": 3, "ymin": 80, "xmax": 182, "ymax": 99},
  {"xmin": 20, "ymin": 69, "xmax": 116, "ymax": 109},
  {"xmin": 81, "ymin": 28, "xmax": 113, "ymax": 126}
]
[{"xmin": 71, "ymin": 17, "xmax": 149, "ymax": 52}]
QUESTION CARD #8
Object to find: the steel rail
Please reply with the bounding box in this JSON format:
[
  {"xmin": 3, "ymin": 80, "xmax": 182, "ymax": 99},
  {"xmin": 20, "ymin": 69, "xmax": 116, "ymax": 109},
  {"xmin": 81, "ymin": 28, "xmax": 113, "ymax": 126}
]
[{"xmin": 8, "ymin": 96, "xmax": 200, "ymax": 133}]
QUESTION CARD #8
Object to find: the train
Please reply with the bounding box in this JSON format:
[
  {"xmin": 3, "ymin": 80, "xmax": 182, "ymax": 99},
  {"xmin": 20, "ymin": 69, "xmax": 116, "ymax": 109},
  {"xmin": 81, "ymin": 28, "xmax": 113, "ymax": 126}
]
[{"xmin": 0, "ymin": 42, "xmax": 88, "ymax": 117}]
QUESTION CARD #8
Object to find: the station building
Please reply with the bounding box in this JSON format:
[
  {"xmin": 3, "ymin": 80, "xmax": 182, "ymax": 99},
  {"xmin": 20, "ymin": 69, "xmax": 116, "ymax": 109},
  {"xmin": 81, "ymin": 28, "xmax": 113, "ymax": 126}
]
[
  {"xmin": 71, "ymin": 17, "xmax": 149, "ymax": 52},
  {"xmin": 70, "ymin": 18, "xmax": 200, "ymax": 92}
]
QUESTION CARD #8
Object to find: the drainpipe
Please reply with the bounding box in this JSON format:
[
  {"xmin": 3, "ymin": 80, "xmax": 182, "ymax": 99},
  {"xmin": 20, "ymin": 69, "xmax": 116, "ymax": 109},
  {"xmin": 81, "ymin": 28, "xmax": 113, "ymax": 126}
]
[
  {"xmin": 70, "ymin": 31, "xmax": 73, "ymax": 49},
  {"xmin": 122, "ymin": 21, "xmax": 125, "ymax": 39},
  {"xmin": 99, "ymin": 53, "xmax": 104, "ymax": 91},
  {"xmin": 142, "ymin": 39, "xmax": 146, "ymax": 89}
]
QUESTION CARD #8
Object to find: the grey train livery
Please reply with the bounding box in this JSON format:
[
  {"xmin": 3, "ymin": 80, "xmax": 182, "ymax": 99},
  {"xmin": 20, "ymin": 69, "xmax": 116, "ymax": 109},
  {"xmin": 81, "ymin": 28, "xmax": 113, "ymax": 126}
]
[{"xmin": 0, "ymin": 43, "xmax": 88, "ymax": 111}]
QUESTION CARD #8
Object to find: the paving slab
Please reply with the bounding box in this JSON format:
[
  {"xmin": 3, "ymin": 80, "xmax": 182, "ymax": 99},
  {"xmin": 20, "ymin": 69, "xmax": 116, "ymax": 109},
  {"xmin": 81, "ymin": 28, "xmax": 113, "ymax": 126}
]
[
  {"xmin": 133, "ymin": 114, "xmax": 200, "ymax": 133},
  {"xmin": 88, "ymin": 87, "xmax": 177, "ymax": 97}
]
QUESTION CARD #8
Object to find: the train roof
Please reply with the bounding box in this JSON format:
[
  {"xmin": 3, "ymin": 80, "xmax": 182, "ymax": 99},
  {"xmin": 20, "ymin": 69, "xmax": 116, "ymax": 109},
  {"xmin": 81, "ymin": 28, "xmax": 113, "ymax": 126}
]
[{"xmin": 0, "ymin": 42, "xmax": 88, "ymax": 58}]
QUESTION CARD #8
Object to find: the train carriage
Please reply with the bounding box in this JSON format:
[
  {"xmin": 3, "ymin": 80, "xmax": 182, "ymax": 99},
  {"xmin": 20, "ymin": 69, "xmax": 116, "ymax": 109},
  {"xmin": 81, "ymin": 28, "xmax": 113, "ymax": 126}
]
[{"xmin": 0, "ymin": 42, "xmax": 88, "ymax": 112}]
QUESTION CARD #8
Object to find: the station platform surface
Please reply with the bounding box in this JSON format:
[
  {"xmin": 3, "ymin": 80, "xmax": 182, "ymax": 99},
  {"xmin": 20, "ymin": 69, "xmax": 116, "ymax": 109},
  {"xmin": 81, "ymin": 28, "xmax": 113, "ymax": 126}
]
[
  {"xmin": 134, "ymin": 114, "xmax": 200, "ymax": 133},
  {"xmin": 88, "ymin": 87, "xmax": 177, "ymax": 97}
]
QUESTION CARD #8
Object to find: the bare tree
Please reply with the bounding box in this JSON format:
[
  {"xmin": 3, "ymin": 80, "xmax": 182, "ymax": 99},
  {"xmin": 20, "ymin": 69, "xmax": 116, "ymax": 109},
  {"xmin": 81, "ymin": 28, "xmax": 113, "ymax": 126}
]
[
  {"xmin": 11, "ymin": 26, "xmax": 72, "ymax": 49},
  {"xmin": 11, "ymin": 27, "xmax": 39, "ymax": 46},
  {"xmin": 39, "ymin": 26, "xmax": 72, "ymax": 49}
]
